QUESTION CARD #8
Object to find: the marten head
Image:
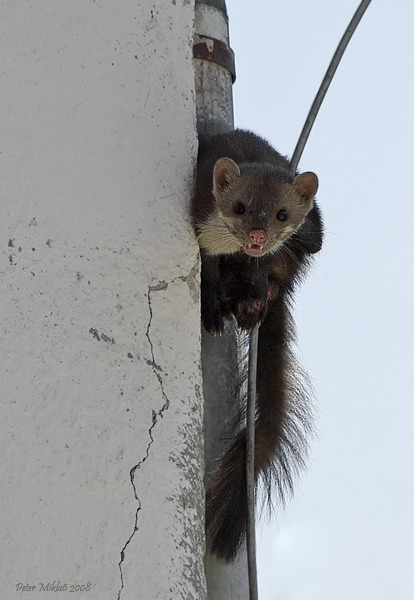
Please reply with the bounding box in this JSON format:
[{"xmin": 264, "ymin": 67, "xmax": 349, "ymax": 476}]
[{"xmin": 197, "ymin": 157, "xmax": 318, "ymax": 257}]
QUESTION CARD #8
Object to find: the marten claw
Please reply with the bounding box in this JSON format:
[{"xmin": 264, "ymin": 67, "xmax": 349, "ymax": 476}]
[
  {"xmin": 201, "ymin": 304, "xmax": 228, "ymax": 335},
  {"xmin": 202, "ymin": 316, "xmax": 225, "ymax": 336}
]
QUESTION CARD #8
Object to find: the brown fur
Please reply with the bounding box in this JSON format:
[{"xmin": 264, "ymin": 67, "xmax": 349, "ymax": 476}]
[{"xmin": 192, "ymin": 129, "xmax": 323, "ymax": 561}]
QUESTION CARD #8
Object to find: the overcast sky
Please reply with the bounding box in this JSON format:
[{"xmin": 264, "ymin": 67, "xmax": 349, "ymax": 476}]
[{"xmin": 225, "ymin": 1, "xmax": 414, "ymax": 598}]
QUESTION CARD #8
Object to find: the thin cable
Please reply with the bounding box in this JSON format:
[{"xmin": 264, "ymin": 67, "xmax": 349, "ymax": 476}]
[
  {"xmin": 246, "ymin": 323, "xmax": 259, "ymax": 600},
  {"xmin": 245, "ymin": 2, "xmax": 373, "ymax": 598},
  {"xmin": 290, "ymin": 0, "xmax": 372, "ymax": 173}
]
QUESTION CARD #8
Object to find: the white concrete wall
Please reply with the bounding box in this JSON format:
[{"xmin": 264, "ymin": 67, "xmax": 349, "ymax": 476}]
[{"xmin": 0, "ymin": 1, "xmax": 204, "ymax": 598}]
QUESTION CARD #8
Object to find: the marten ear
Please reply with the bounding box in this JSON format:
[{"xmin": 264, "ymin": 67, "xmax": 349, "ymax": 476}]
[
  {"xmin": 292, "ymin": 172, "xmax": 319, "ymax": 204},
  {"xmin": 213, "ymin": 157, "xmax": 240, "ymax": 195}
]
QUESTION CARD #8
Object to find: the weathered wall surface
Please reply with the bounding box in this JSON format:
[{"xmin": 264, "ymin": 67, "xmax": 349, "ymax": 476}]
[{"xmin": 0, "ymin": 1, "xmax": 204, "ymax": 598}]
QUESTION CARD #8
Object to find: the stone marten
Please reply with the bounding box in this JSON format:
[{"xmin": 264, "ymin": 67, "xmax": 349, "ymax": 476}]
[{"xmin": 192, "ymin": 129, "xmax": 323, "ymax": 561}]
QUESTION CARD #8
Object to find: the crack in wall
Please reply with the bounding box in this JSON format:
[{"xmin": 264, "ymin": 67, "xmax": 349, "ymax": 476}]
[
  {"xmin": 117, "ymin": 407, "xmax": 160, "ymax": 599},
  {"xmin": 118, "ymin": 277, "xmax": 179, "ymax": 599},
  {"xmin": 117, "ymin": 263, "xmax": 199, "ymax": 598},
  {"xmin": 145, "ymin": 281, "xmax": 171, "ymax": 414},
  {"xmin": 117, "ymin": 471, "xmax": 141, "ymax": 600}
]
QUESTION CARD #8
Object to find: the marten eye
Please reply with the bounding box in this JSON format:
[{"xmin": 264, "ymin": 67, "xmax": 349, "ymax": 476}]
[
  {"xmin": 234, "ymin": 202, "xmax": 245, "ymax": 215},
  {"xmin": 277, "ymin": 209, "xmax": 288, "ymax": 221}
]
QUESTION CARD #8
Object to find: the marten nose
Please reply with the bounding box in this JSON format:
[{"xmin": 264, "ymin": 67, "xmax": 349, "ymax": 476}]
[{"xmin": 249, "ymin": 229, "xmax": 267, "ymax": 244}]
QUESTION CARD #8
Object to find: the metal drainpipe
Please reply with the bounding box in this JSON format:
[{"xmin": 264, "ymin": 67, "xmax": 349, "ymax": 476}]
[{"xmin": 194, "ymin": 2, "xmax": 250, "ymax": 598}]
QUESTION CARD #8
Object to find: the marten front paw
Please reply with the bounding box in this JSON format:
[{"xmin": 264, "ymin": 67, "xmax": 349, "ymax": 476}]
[
  {"xmin": 202, "ymin": 300, "xmax": 231, "ymax": 335},
  {"xmin": 233, "ymin": 297, "xmax": 268, "ymax": 331}
]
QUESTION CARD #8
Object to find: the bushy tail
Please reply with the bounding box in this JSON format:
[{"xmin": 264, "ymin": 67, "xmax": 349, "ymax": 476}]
[{"xmin": 205, "ymin": 294, "xmax": 313, "ymax": 561}]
